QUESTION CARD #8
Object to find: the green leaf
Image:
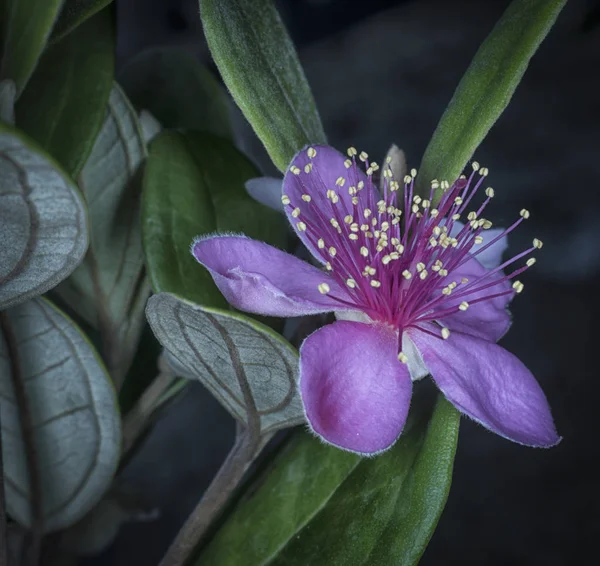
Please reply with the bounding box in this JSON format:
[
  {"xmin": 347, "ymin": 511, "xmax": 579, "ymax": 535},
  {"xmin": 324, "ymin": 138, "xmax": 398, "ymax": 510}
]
[
  {"xmin": 14, "ymin": 7, "xmax": 115, "ymax": 178},
  {"xmin": 142, "ymin": 130, "xmax": 287, "ymax": 307},
  {"xmin": 146, "ymin": 293, "xmax": 304, "ymax": 435},
  {"xmin": 197, "ymin": 394, "xmax": 459, "ymax": 566},
  {"xmin": 0, "ymin": 0, "xmax": 63, "ymax": 94},
  {"xmin": 0, "ymin": 122, "xmax": 88, "ymax": 310},
  {"xmin": 54, "ymin": 84, "xmax": 149, "ymax": 381},
  {"xmin": 417, "ymin": 0, "xmax": 566, "ymax": 199},
  {"xmin": 50, "ymin": 0, "xmax": 114, "ymax": 43},
  {"xmin": 119, "ymin": 47, "xmax": 232, "ymax": 138},
  {"xmin": 201, "ymin": 0, "xmax": 326, "ymax": 172},
  {"xmin": 0, "ymin": 297, "xmax": 121, "ymax": 532}
]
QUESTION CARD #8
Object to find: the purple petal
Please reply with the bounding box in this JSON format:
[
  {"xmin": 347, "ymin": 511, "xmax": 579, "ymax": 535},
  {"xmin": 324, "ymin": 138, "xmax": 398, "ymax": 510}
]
[
  {"xmin": 440, "ymin": 257, "xmax": 512, "ymax": 342},
  {"xmin": 410, "ymin": 328, "xmax": 560, "ymax": 447},
  {"xmin": 300, "ymin": 321, "xmax": 412, "ymax": 455},
  {"xmin": 245, "ymin": 177, "xmax": 284, "ymax": 212},
  {"xmin": 282, "ymin": 145, "xmax": 370, "ymax": 260},
  {"xmin": 192, "ymin": 235, "xmax": 353, "ymax": 316},
  {"xmin": 450, "ymin": 221, "xmax": 508, "ymax": 270}
]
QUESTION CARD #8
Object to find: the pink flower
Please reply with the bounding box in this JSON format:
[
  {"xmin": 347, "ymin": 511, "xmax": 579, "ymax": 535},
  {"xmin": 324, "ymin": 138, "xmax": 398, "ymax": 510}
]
[{"xmin": 192, "ymin": 145, "xmax": 559, "ymax": 455}]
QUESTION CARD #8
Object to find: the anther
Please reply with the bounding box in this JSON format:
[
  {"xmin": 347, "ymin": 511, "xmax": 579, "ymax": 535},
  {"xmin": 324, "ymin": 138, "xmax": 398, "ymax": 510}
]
[
  {"xmin": 526, "ymin": 258, "xmax": 536, "ymax": 267},
  {"xmin": 302, "ymin": 194, "xmax": 312, "ymax": 202},
  {"xmin": 533, "ymin": 238, "xmax": 543, "ymax": 249},
  {"xmin": 459, "ymin": 301, "xmax": 469, "ymax": 311},
  {"xmin": 520, "ymin": 209, "xmax": 530, "ymax": 219},
  {"xmin": 318, "ymin": 283, "xmax": 330, "ymax": 294},
  {"xmin": 281, "ymin": 195, "xmax": 290, "ymax": 205},
  {"xmin": 441, "ymin": 327, "xmax": 450, "ymax": 339},
  {"xmin": 398, "ymin": 352, "xmax": 408, "ymax": 363},
  {"xmin": 296, "ymin": 221, "xmax": 307, "ymax": 231},
  {"xmin": 307, "ymin": 147, "xmax": 317, "ymax": 158}
]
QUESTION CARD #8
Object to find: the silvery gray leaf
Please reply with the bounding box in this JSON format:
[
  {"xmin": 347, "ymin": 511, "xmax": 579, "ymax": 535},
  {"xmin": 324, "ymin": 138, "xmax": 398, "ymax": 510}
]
[
  {"xmin": 0, "ymin": 298, "xmax": 121, "ymax": 532},
  {"xmin": 0, "ymin": 125, "xmax": 88, "ymax": 310},
  {"xmin": 138, "ymin": 110, "xmax": 162, "ymax": 145},
  {"xmin": 146, "ymin": 293, "xmax": 304, "ymax": 435},
  {"xmin": 0, "ymin": 79, "xmax": 16, "ymax": 125},
  {"xmin": 55, "ymin": 83, "xmax": 147, "ymax": 330}
]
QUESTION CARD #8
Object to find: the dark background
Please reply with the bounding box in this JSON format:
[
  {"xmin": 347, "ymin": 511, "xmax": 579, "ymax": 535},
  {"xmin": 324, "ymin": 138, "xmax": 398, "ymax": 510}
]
[{"xmin": 90, "ymin": 0, "xmax": 600, "ymax": 564}]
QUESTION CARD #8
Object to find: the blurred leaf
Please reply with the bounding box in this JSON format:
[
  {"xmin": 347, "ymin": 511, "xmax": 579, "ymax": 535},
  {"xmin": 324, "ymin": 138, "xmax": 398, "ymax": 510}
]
[
  {"xmin": 138, "ymin": 110, "xmax": 162, "ymax": 145},
  {"xmin": 0, "ymin": 78, "xmax": 15, "ymax": 124},
  {"xmin": 0, "ymin": 122, "xmax": 88, "ymax": 310},
  {"xmin": 0, "ymin": 0, "xmax": 63, "ymax": 94},
  {"xmin": 50, "ymin": 0, "xmax": 114, "ymax": 42},
  {"xmin": 198, "ymin": 394, "xmax": 459, "ymax": 566},
  {"xmin": 201, "ymin": 0, "xmax": 326, "ymax": 171},
  {"xmin": 142, "ymin": 130, "xmax": 287, "ymax": 307},
  {"xmin": 54, "ymin": 84, "xmax": 149, "ymax": 381},
  {"xmin": 119, "ymin": 47, "xmax": 232, "ymax": 138},
  {"xmin": 146, "ymin": 293, "xmax": 303, "ymax": 434},
  {"xmin": 417, "ymin": 0, "xmax": 566, "ymax": 199},
  {"xmin": 0, "ymin": 298, "xmax": 121, "ymax": 532},
  {"xmin": 15, "ymin": 7, "xmax": 115, "ymax": 178}
]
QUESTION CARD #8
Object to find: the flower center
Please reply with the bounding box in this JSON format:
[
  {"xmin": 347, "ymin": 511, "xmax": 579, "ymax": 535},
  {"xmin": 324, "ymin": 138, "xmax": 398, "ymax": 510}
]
[{"xmin": 283, "ymin": 146, "xmax": 541, "ymax": 354}]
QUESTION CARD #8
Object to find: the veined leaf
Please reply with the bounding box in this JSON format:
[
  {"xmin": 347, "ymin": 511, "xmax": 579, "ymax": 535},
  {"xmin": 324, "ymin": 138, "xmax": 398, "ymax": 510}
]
[
  {"xmin": 201, "ymin": 0, "xmax": 326, "ymax": 172},
  {"xmin": 0, "ymin": 0, "xmax": 63, "ymax": 94},
  {"xmin": 119, "ymin": 47, "xmax": 232, "ymax": 138},
  {"xmin": 142, "ymin": 130, "xmax": 287, "ymax": 308},
  {"xmin": 417, "ymin": 0, "xmax": 566, "ymax": 199},
  {"xmin": 0, "ymin": 122, "xmax": 88, "ymax": 310},
  {"xmin": 50, "ymin": 0, "xmax": 114, "ymax": 43},
  {"xmin": 0, "ymin": 298, "xmax": 121, "ymax": 532},
  {"xmin": 55, "ymin": 84, "xmax": 147, "ymax": 332},
  {"xmin": 15, "ymin": 7, "xmax": 115, "ymax": 178},
  {"xmin": 197, "ymin": 394, "xmax": 459, "ymax": 566},
  {"xmin": 146, "ymin": 293, "xmax": 304, "ymax": 435}
]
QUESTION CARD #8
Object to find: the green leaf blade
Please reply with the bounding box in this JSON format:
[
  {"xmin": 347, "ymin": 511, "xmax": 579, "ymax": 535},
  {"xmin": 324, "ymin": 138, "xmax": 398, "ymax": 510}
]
[
  {"xmin": 14, "ymin": 7, "xmax": 115, "ymax": 178},
  {"xmin": 201, "ymin": 0, "xmax": 326, "ymax": 171},
  {"xmin": 142, "ymin": 130, "xmax": 287, "ymax": 307},
  {"xmin": 0, "ymin": 0, "xmax": 64, "ymax": 94},
  {"xmin": 417, "ymin": 0, "xmax": 566, "ymax": 198},
  {"xmin": 197, "ymin": 394, "xmax": 459, "ymax": 566},
  {"xmin": 50, "ymin": 0, "xmax": 114, "ymax": 43}
]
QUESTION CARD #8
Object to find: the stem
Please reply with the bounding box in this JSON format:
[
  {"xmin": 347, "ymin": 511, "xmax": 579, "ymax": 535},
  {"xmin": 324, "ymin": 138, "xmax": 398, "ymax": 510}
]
[
  {"xmin": 0, "ymin": 406, "xmax": 9, "ymax": 566},
  {"xmin": 121, "ymin": 357, "xmax": 175, "ymax": 457},
  {"xmin": 158, "ymin": 430, "xmax": 257, "ymax": 566},
  {"xmin": 0, "ymin": 313, "xmax": 43, "ymax": 566}
]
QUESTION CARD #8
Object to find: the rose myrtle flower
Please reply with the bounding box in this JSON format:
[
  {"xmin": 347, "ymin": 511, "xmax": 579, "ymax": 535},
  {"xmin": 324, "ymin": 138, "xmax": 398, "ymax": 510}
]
[{"xmin": 192, "ymin": 145, "xmax": 560, "ymax": 455}]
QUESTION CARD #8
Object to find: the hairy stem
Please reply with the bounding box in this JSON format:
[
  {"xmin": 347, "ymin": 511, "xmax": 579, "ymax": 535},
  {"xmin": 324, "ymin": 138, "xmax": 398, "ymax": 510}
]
[
  {"xmin": 158, "ymin": 430, "xmax": 258, "ymax": 566},
  {"xmin": 0, "ymin": 312, "xmax": 43, "ymax": 566}
]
